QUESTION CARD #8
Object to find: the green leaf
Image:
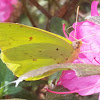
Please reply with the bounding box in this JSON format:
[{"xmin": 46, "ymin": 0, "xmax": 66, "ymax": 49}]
[
  {"xmin": 12, "ymin": 88, "xmax": 38, "ymax": 100},
  {"xmin": 3, "ymin": 86, "xmax": 22, "ymax": 96},
  {"xmin": 0, "ymin": 60, "xmax": 14, "ymax": 82},
  {"xmin": 48, "ymin": 71, "xmax": 62, "ymax": 85},
  {"xmin": 0, "ymin": 59, "xmax": 22, "ymax": 97},
  {"xmin": 50, "ymin": 17, "xmax": 68, "ymax": 36},
  {"xmin": 19, "ymin": 14, "xmax": 32, "ymax": 26},
  {"xmin": 0, "ymin": 58, "xmax": 14, "ymax": 98}
]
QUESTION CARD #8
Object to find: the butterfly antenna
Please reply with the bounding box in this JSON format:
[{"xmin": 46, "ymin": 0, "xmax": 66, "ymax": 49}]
[
  {"xmin": 63, "ymin": 6, "xmax": 80, "ymax": 41},
  {"xmin": 78, "ymin": 57, "xmax": 86, "ymax": 64},
  {"xmin": 82, "ymin": 42, "xmax": 91, "ymax": 45},
  {"xmin": 80, "ymin": 50, "xmax": 98, "ymax": 54},
  {"xmin": 63, "ymin": 24, "xmax": 77, "ymax": 40},
  {"xmin": 70, "ymin": 34, "xmax": 77, "ymax": 40},
  {"xmin": 74, "ymin": 6, "xmax": 80, "ymax": 39},
  {"xmin": 66, "ymin": 6, "xmax": 80, "ymax": 41},
  {"xmin": 79, "ymin": 33, "xmax": 96, "ymax": 41}
]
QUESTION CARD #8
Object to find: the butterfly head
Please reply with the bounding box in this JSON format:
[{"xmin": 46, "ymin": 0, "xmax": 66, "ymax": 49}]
[{"xmin": 72, "ymin": 40, "xmax": 82, "ymax": 50}]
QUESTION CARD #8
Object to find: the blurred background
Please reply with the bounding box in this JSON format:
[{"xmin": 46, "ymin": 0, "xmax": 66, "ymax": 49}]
[{"xmin": 0, "ymin": 0, "xmax": 99, "ymax": 100}]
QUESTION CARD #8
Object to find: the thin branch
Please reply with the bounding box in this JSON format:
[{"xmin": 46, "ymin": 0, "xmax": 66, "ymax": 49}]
[
  {"xmin": 21, "ymin": 0, "xmax": 37, "ymax": 27},
  {"xmin": 63, "ymin": 0, "xmax": 80, "ymax": 20},
  {"xmin": 54, "ymin": 0, "xmax": 60, "ymax": 8},
  {"xmin": 55, "ymin": 0, "xmax": 80, "ymax": 21},
  {"xmin": 29, "ymin": 0, "xmax": 52, "ymax": 19},
  {"xmin": 55, "ymin": 1, "xmax": 68, "ymax": 18}
]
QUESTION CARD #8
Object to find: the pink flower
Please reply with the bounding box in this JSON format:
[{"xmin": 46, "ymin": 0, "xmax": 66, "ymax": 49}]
[
  {"xmin": 57, "ymin": 70, "xmax": 100, "ymax": 95},
  {"xmin": 0, "ymin": 0, "xmax": 17, "ymax": 22},
  {"xmin": 57, "ymin": 0, "xmax": 100, "ymax": 98},
  {"xmin": 46, "ymin": 1, "xmax": 100, "ymax": 100}
]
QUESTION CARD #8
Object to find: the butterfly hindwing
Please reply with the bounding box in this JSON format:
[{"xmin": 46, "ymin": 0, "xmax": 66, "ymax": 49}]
[{"xmin": 0, "ymin": 23, "xmax": 75, "ymax": 80}]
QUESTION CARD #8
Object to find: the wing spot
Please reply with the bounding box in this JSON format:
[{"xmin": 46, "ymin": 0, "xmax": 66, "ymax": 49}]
[
  {"xmin": 24, "ymin": 53, "xmax": 28, "ymax": 54},
  {"xmin": 66, "ymin": 58, "xmax": 68, "ymax": 60},
  {"xmin": 33, "ymin": 58, "xmax": 37, "ymax": 61},
  {"xmin": 39, "ymin": 50, "xmax": 42, "ymax": 52},
  {"xmin": 50, "ymin": 56, "xmax": 52, "ymax": 58},
  {"xmin": 60, "ymin": 54, "xmax": 63, "ymax": 56},
  {"xmin": 20, "ymin": 25, "xmax": 23, "ymax": 27},
  {"xmin": 10, "ymin": 37, "xmax": 15, "ymax": 41},
  {"xmin": 70, "ymin": 51, "xmax": 73, "ymax": 54},
  {"xmin": 29, "ymin": 37, "xmax": 33, "ymax": 41},
  {"xmin": 54, "ymin": 58, "xmax": 56, "ymax": 60},
  {"xmin": 56, "ymin": 48, "xmax": 59, "ymax": 51},
  {"xmin": 9, "ymin": 25, "xmax": 11, "ymax": 27}
]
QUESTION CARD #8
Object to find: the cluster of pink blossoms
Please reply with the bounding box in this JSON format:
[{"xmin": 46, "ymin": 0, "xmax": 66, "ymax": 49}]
[
  {"xmin": 0, "ymin": 0, "xmax": 17, "ymax": 22},
  {"xmin": 47, "ymin": 1, "xmax": 100, "ymax": 100},
  {"xmin": 57, "ymin": 1, "xmax": 100, "ymax": 99}
]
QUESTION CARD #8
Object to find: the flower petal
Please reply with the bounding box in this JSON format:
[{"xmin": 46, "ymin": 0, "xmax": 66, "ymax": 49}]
[
  {"xmin": 57, "ymin": 70, "xmax": 100, "ymax": 96},
  {"xmin": 56, "ymin": 1, "xmax": 100, "ymax": 98},
  {"xmin": 91, "ymin": 1, "xmax": 99, "ymax": 16}
]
